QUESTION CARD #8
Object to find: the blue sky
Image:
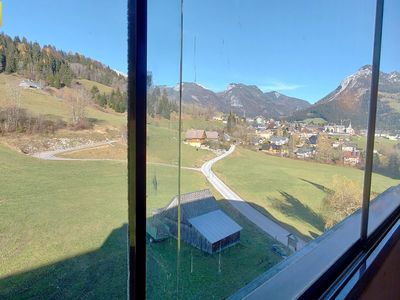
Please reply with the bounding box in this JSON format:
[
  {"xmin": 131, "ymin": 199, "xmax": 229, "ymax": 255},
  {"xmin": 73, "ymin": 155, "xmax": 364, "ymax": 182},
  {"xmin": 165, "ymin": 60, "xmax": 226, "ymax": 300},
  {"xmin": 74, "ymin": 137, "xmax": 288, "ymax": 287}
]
[
  {"xmin": 2, "ymin": 0, "xmax": 400, "ymax": 103},
  {"xmin": 2, "ymin": 0, "xmax": 127, "ymax": 74}
]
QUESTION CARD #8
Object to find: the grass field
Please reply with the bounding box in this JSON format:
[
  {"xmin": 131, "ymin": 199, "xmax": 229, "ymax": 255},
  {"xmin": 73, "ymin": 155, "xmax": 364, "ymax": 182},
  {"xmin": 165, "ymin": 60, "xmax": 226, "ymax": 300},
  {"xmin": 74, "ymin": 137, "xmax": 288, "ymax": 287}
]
[
  {"xmin": 213, "ymin": 147, "xmax": 399, "ymax": 240},
  {"xmin": 77, "ymin": 79, "xmax": 114, "ymax": 95},
  {"xmin": 60, "ymin": 124, "xmax": 216, "ymax": 168},
  {"xmin": 351, "ymin": 135, "xmax": 398, "ymax": 153},
  {"xmin": 0, "ymin": 74, "xmax": 126, "ymax": 128},
  {"xmin": 0, "ymin": 139, "xmax": 284, "ymax": 299},
  {"xmin": 0, "ymin": 144, "xmax": 127, "ymax": 298}
]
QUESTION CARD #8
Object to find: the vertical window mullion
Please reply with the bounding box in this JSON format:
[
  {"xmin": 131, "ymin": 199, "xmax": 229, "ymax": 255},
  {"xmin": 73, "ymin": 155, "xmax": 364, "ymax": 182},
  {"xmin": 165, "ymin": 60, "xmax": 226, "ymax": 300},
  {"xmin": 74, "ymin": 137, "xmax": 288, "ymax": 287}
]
[
  {"xmin": 128, "ymin": 0, "xmax": 147, "ymax": 298},
  {"xmin": 360, "ymin": 0, "xmax": 385, "ymax": 242}
]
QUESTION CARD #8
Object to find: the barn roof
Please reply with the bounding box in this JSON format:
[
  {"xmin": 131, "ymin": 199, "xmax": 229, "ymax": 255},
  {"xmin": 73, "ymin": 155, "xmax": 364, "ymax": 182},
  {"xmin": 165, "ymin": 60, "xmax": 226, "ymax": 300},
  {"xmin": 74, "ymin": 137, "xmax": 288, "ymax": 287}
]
[
  {"xmin": 206, "ymin": 131, "xmax": 219, "ymax": 139},
  {"xmin": 186, "ymin": 129, "xmax": 205, "ymax": 139},
  {"xmin": 157, "ymin": 189, "xmax": 219, "ymax": 223},
  {"xmin": 189, "ymin": 210, "xmax": 242, "ymax": 244}
]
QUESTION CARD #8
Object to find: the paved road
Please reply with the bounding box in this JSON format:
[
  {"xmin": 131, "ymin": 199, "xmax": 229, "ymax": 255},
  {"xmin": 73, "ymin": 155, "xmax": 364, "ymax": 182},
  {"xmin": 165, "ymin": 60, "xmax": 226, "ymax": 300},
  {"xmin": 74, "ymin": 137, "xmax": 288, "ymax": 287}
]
[
  {"xmin": 32, "ymin": 140, "xmax": 118, "ymax": 161},
  {"xmin": 32, "ymin": 142, "xmax": 201, "ymax": 172},
  {"xmin": 201, "ymin": 145, "xmax": 307, "ymax": 250}
]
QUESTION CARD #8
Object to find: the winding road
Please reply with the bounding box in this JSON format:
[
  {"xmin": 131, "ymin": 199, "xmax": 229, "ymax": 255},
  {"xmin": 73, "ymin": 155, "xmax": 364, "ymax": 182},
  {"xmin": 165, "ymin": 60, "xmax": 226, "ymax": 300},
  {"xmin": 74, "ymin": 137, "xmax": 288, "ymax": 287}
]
[
  {"xmin": 201, "ymin": 145, "xmax": 307, "ymax": 250},
  {"xmin": 33, "ymin": 140, "xmax": 306, "ymax": 249},
  {"xmin": 32, "ymin": 140, "xmax": 118, "ymax": 161}
]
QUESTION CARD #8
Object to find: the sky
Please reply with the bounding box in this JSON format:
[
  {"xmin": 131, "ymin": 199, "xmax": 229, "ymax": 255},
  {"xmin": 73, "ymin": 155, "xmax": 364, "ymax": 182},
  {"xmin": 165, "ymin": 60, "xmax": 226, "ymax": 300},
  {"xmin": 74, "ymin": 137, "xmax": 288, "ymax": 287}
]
[
  {"xmin": 2, "ymin": 0, "xmax": 128, "ymax": 74},
  {"xmin": 2, "ymin": 0, "xmax": 400, "ymax": 103}
]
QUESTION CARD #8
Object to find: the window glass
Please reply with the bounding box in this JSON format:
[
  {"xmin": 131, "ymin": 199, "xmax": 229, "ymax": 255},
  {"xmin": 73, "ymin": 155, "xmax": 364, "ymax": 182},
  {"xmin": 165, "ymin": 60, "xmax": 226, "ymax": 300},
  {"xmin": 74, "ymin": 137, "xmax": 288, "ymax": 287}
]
[
  {"xmin": 0, "ymin": 1, "xmax": 128, "ymax": 298},
  {"xmin": 146, "ymin": 0, "xmax": 181, "ymax": 298},
  {"xmin": 369, "ymin": 0, "xmax": 400, "ymax": 233},
  {"xmin": 145, "ymin": 1, "xmax": 386, "ymax": 299}
]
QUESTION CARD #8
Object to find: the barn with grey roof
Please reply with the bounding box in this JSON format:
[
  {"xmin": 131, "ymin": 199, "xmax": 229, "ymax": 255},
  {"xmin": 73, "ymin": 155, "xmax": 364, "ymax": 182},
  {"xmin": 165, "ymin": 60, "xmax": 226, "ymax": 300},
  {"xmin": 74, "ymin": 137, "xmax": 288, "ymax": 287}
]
[{"xmin": 151, "ymin": 189, "xmax": 242, "ymax": 254}]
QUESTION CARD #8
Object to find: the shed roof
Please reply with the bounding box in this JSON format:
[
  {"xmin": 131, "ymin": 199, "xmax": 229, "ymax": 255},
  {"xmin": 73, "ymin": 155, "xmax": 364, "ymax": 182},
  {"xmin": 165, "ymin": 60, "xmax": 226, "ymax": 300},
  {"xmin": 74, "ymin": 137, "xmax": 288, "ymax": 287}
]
[
  {"xmin": 189, "ymin": 210, "xmax": 242, "ymax": 244},
  {"xmin": 157, "ymin": 189, "xmax": 219, "ymax": 224},
  {"xmin": 206, "ymin": 131, "xmax": 219, "ymax": 139}
]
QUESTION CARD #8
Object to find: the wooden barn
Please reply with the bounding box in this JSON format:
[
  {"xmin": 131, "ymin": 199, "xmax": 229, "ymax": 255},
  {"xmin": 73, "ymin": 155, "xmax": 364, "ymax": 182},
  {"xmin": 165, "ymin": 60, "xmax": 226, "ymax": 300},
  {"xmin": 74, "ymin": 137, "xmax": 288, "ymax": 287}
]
[{"xmin": 153, "ymin": 189, "xmax": 242, "ymax": 254}]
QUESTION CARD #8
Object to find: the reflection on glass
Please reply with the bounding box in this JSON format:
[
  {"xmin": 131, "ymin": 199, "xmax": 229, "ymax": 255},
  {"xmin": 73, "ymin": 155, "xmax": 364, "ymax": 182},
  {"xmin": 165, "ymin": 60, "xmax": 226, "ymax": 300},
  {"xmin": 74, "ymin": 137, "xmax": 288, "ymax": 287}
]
[
  {"xmin": 145, "ymin": 0, "xmax": 399, "ymax": 299},
  {"xmin": 370, "ymin": 0, "xmax": 400, "ymax": 230},
  {"xmin": 0, "ymin": 1, "xmax": 128, "ymax": 298}
]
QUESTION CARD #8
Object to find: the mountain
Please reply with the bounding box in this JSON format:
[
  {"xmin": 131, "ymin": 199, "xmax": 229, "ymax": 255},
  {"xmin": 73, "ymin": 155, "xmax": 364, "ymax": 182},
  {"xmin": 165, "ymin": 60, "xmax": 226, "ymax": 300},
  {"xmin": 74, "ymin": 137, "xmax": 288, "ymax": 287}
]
[
  {"xmin": 164, "ymin": 82, "xmax": 225, "ymax": 111},
  {"xmin": 161, "ymin": 82, "xmax": 310, "ymax": 118},
  {"xmin": 291, "ymin": 65, "xmax": 400, "ymax": 130},
  {"xmin": 264, "ymin": 91, "xmax": 311, "ymax": 117}
]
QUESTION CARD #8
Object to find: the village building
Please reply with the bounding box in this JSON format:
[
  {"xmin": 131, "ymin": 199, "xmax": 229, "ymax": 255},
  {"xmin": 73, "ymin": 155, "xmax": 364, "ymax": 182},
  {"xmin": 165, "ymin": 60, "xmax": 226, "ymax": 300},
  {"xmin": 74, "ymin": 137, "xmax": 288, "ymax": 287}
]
[
  {"xmin": 345, "ymin": 122, "xmax": 355, "ymax": 135},
  {"xmin": 343, "ymin": 150, "xmax": 362, "ymax": 166},
  {"xmin": 342, "ymin": 143, "xmax": 357, "ymax": 152},
  {"xmin": 185, "ymin": 129, "xmax": 206, "ymax": 147},
  {"xmin": 296, "ymin": 147, "xmax": 314, "ymax": 159},
  {"xmin": 308, "ymin": 135, "xmax": 318, "ymax": 145},
  {"xmin": 270, "ymin": 136, "xmax": 289, "ymax": 146},
  {"xmin": 260, "ymin": 143, "xmax": 288, "ymax": 156},
  {"xmin": 205, "ymin": 131, "xmax": 219, "ymax": 140},
  {"xmin": 255, "ymin": 116, "xmax": 265, "ymax": 125},
  {"xmin": 257, "ymin": 130, "xmax": 273, "ymax": 140},
  {"xmin": 150, "ymin": 190, "xmax": 242, "ymax": 254}
]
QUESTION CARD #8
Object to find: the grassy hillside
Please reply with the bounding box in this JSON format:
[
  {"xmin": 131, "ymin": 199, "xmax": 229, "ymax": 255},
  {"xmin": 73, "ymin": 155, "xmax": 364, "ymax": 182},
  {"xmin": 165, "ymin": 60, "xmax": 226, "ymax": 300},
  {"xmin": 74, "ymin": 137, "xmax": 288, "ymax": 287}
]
[
  {"xmin": 77, "ymin": 79, "xmax": 114, "ymax": 95},
  {"xmin": 213, "ymin": 147, "xmax": 399, "ymax": 240},
  {"xmin": 0, "ymin": 74, "xmax": 125, "ymax": 128}
]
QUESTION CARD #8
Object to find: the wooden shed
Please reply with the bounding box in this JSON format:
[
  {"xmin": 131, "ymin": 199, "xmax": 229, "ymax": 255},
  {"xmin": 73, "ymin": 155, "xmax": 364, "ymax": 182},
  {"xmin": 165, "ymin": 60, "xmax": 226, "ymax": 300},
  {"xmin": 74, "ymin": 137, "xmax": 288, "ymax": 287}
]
[{"xmin": 153, "ymin": 189, "xmax": 242, "ymax": 254}]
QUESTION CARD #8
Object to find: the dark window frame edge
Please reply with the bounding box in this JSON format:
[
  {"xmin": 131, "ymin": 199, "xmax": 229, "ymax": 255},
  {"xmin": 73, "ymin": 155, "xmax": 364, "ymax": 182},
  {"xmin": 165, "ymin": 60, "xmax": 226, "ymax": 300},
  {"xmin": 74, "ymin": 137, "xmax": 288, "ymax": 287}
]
[{"xmin": 128, "ymin": 0, "xmax": 147, "ymax": 299}]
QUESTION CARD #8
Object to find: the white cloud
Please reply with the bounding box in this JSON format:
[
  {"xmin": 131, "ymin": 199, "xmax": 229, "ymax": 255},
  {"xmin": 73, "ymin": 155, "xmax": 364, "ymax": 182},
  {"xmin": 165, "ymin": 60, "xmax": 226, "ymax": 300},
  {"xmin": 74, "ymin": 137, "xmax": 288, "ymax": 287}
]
[{"xmin": 259, "ymin": 81, "xmax": 305, "ymax": 92}]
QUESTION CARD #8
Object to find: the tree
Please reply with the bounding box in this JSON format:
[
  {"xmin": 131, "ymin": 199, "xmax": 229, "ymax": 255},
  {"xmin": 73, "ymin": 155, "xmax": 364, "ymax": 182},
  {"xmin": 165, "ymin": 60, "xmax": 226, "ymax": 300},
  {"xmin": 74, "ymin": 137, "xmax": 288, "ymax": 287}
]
[
  {"xmin": 315, "ymin": 133, "xmax": 333, "ymax": 163},
  {"xmin": 62, "ymin": 86, "xmax": 90, "ymax": 127},
  {"xmin": 288, "ymin": 133, "xmax": 300, "ymax": 158},
  {"xmin": 0, "ymin": 52, "xmax": 5, "ymax": 73},
  {"xmin": 323, "ymin": 175, "xmax": 362, "ymax": 229},
  {"xmin": 91, "ymin": 85, "xmax": 100, "ymax": 99},
  {"xmin": 226, "ymin": 112, "xmax": 237, "ymax": 134}
]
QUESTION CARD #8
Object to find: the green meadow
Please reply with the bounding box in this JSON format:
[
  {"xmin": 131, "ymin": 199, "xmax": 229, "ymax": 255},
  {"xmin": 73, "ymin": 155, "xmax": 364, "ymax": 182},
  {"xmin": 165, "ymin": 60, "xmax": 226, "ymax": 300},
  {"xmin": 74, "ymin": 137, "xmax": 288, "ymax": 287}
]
[
  {"xmin": 0, "ymin": 141, "xmax": 283, "ymax": 299},
  {"xmin": 213, "ymin": 147, "xmax": 399, "ymax": 240}
]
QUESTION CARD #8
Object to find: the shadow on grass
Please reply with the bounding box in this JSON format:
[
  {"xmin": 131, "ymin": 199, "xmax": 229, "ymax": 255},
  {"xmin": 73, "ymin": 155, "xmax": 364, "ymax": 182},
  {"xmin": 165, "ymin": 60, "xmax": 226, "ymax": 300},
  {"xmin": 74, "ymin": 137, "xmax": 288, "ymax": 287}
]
[
  {"xmin": 299, "ymin": 178, "xmax": 333, "ymax": 194},
  {"xmin": 0, "ymin": 224, "xmax": 128, "ymax": 300},
  {"xmin": 223, "ymin": 198, "xmax": 313, "ymax": 243},
  {"xmin": 270, "ymin": 191, "xmax": 326, "ymax": 233}
]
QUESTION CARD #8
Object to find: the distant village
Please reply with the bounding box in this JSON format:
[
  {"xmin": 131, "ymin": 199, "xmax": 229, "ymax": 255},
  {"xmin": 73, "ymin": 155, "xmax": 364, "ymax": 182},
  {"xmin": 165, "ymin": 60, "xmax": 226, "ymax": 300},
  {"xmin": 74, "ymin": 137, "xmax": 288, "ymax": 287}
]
[{"xmin": 185, "ymin": 114, "xmax": 400, "ymax": 169}]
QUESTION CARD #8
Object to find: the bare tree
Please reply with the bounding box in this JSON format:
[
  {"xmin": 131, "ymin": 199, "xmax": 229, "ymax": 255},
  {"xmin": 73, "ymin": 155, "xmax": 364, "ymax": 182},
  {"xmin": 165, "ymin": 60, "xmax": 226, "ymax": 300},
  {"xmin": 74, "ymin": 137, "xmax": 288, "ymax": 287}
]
[
  {"xmin": 1, "ymin": 84, "xmax": 22, "ymax": 132},
  {"xmin": 61, "ymin": 85, "xmax": 90, "ymax": 127},
  {"xmin": 323, "ymin": 175, "xmax": 362, "ymax": 229}
]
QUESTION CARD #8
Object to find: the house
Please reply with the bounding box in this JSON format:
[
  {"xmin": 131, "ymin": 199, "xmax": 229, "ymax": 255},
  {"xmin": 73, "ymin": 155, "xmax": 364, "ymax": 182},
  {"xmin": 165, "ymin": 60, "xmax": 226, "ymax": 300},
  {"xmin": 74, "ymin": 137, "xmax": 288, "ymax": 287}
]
[
  {"xmin": 223, "ymin": 133, "xmax": 231, "ymax": 142},
  {"xmin": 206, "ymin": 131, "xmax": 219, "ymax": 140},
  {"xmin": 296, "ymin": 147, "xmax": 314, "ymax": 159},
  {"xmin": 308, "ymin": 135, "xmax": 318, "ymax": 145},
  {"xmin": 255, "ymin": 116, "xmax": 265, "ymax": 125},
  {"xmin": 185, "ymin": 129, "xmax": 206, "ymax": 147},
  {"xmin": 260, "ymin": 143, "xmax": 285, "ymax": 155},
  {"xmin": 342, "ymin": 143, "xmax": 357, "ymax": 152},
  {"xmin": 270, "ymin": 136, "xmax": 289, "ymax": 146},
  {"xmin": 153, "ymin": 190, "xmax": 242, "ymax": 254},
  {"xmin": 343, "ymin": 150, "xmax": 361, "ymax": 166}
]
